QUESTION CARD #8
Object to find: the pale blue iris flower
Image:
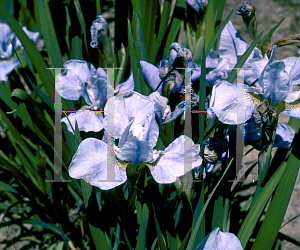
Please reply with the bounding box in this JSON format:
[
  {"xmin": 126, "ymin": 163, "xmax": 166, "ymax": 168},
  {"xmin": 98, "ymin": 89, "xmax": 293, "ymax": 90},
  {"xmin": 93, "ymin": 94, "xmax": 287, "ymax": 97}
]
[
  {"xmin": 0, "ymin": 23, "xmax": 39, "ymax": 81},
  {"xmin": 196, "ymin": 227, "xmax": 243, "ymax": 250},
  {"xmin": 248, "ymin": 56, "xmax": 300, "ymax": 119},
  {"xmin": 207, "ymin": 80, "xmax": 259, "ymax": 125},
  {"xmin": 208, "ymin": 80, "xmax": 296, "ymax": 149},
  {"xmin": 56, "ymin": 60, "xmax": 108, "ymax": 133},
  {"xmin": 206, "ymin": 21, "xmax": 272, "ymax": 86},
  {"xmin": 69, "ymin": 91, "xmax": 202, "ymax": 190}
]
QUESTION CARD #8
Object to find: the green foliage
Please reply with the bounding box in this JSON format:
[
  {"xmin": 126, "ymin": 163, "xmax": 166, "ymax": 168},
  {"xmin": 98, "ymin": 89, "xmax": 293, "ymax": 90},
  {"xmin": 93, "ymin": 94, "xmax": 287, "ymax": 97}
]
[{"xmin": 0, "ymin": 0, "xmax": 299, "ymax": 249}]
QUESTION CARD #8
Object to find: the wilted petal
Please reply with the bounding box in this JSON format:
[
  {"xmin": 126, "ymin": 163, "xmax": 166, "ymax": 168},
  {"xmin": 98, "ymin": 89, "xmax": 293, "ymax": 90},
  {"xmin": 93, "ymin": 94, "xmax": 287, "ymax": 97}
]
[
  {"xmin": 149, "ymin": 91, "xmax": 169, "ymax": 125},
  {"xmin": 243, "ymin": 119, "xmax": 262, "ymax": 144},
  {"xmin": 185, "ymin": 0, "xmax": 208, "ymax": 13},
  {"xmin": 62, "ymin": 110, "xmax": 104, "ymax": 133},
  {"xmin": 274, "ymin": 123, "xmax": 295, "ymax": 149},
  {"xmin": 207, "ymin": 81, "xmax": 258, "ymax": 124},
  {"xmin": 196, "ymin": 227, "xmax": 243, "ymax": 250},
  {"xmin": 90, "ymin": 14, "xmax": 109, "ymax": 49},
  {"xmin": 0, "ymin": 59, "xmax": 19, "ymax": 81},
  {"xmin": 69, "ymin": 138, "xmax": 127, "ymax": 190},
  {"xmin": 163, "ymin": 101, "xmax": 185, "ymax": 124},
  {"xmin": 150, "ymin": 135, "xmax": 202, "ymax": 184},
  {"xmin": 218, "ymin": 21, "xmax": 248, "ymax": 65}
]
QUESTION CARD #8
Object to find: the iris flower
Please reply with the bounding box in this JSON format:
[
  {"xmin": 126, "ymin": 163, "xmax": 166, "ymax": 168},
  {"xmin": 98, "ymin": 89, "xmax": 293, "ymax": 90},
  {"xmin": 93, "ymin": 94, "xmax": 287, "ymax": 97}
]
[
  {"xmin": 0, "ymin": 23, "xmax": 39, "ymax": 81},
  {"xmin": 57, "ymin": 59, "xmax": 163, "ymax": 133},
  {"xmin": 196, "ymin": 227, "xmax": 243, "ymax": 250},
  {"xmin": 205, "ymin": 21, "xmax": 273, "ymax": 86},
  {"xmin": 69, "ymin": 92, "xmax": 202, "ymax": 190}
]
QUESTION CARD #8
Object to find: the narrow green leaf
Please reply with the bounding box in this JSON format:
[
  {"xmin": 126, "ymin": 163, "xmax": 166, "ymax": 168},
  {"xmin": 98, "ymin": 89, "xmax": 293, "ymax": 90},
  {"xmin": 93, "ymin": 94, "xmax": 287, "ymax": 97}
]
[
  {"xmin": 0, "ymin": 181, "xmax": 17, "ymax": 193},
  {"xmin": 205, "ymin": 9, "xmax": 233, "ymax": 58},
  {"xmin": 23, "ymin": 219, "xmax": 71, "ymax": 241},
  {"xmin": 204, "ymin": 0, "xmax": 216, "ymax": 49},
  {"xmin": 136, "ymin": 203, "xmax": 149, "ymax": 249},
  {"xmin": 59, "ymin": 225, "xmax": 70, "ymax": 250},
  {"xmin": 191, "ymin": 181, "xmax": 205, "ymax": 249},
  {"xmin": 226, "ymin": 30, "xmax": 264, "ymax": 83},
  {"xmin": 0, "ymin": 2, "xmax": 54, "ymax": 99},
  {"xmin": 252, "ymin": 126, "xmax": 300, "ymax": 250},
  {"xmin": 11, "ymin": 89, "xmax": 54, "ymax": 147},
  {"xmin": 259, "ymin": 17, "xmax": 286, "ymax": 51},
  {"xmin": 127, "ymin": 19, "xmax": 150, "ymax": 95},
  {"xmin": 89, "ymin": 224, "xmax": 112, "ymax": 250},
  {"xmin": 237, "ymin": 161, "xmax": 285, "ymax": 248},
  {"xmin": 34, "ymin": 0, "xmax": 63, "ymax": 68},
  {"xmin": 134, "ymin": 12, "xmax": 148, "ymax": 61},
  {"xmin": 72, "ymin": 0, "xmax": 89, "ymax": 59},
  {"xmin": 153, "ymin": 205, "xmax": 167, "ymax": 250},
  {"xmin": 163, "ymin": 0, "xmax": 186, "ymax": 58},
  {"xmin": 186, "ymin": 158, "xmax": 233, "ymax": 250}
]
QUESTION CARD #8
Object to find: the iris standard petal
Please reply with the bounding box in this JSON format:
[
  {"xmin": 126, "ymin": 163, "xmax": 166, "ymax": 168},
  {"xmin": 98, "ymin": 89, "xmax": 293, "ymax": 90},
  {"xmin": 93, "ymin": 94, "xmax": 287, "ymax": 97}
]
[
  {"xmin": 259, "ymin": 61, "xmax": 290, "ymax": 106},
  {"xmin": 62, "ymin": 110, "xmax": 104, "ymax": 133},
  {"xmin": 218, "ymin": 21, "xmax": 248, "ymax": 65},
  {"xmin": 0, "ymin": 59, "xmax": 19, "ymax": 81},
  {"xmin": 196, "ymin": 227, "xmax": 243, "ymax": 250},
  {"xmin": 58, "ymin": 60, "xmax": 96, "ymax": 102},
  {"xmin": 69, "ymin": 138, "xmax": 127, "ymax": 190},
  {"xmin": 105, "ymin": 92, "xmax": 157, "ymax": 139},
  {"xmin": 150, "ymin": 135, "xmax": 202, "ymax": 184},
  {"xmin": 120, "ymin": 137, "xmax": 153, "ymax": 167}
]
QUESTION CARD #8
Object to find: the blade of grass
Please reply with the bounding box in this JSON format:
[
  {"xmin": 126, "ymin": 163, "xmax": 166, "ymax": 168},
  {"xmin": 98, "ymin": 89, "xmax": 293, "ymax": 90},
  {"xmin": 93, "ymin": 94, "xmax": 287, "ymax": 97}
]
[
  {"xmin": 127, "ymin": 19, "xmax": 150, "ymax": 95},
  {"xmin": 0, "ymin": 2, "xmax": 54, "ymax": 99},
  {"xmin": 252, "ymin": 124, "xmax": 300, "ymax": 250},
  {"xmin": 153, "ymin": 204, "xmax": 167, "ymax": 250},
  {"xmin": 186, "ymin": 158, "xmax": 234, "ymax": 250},
  {"xmin": 136, "ymin": 203, "xmax": 149, "ymax": 249},
  {"xmin": 34, "ymin": 0, "xmax": 63, "ymax": 68},
  {"xmin": 259, "ymin": 17, "xmax": 286, "ymax": 51},
  {"xmin": 204, "ymin": 0, "xmax": 216, "ymax": 50},
  {"xmin": 163, "ymin": 0, "xmax": 186, "ymax": 58}
]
